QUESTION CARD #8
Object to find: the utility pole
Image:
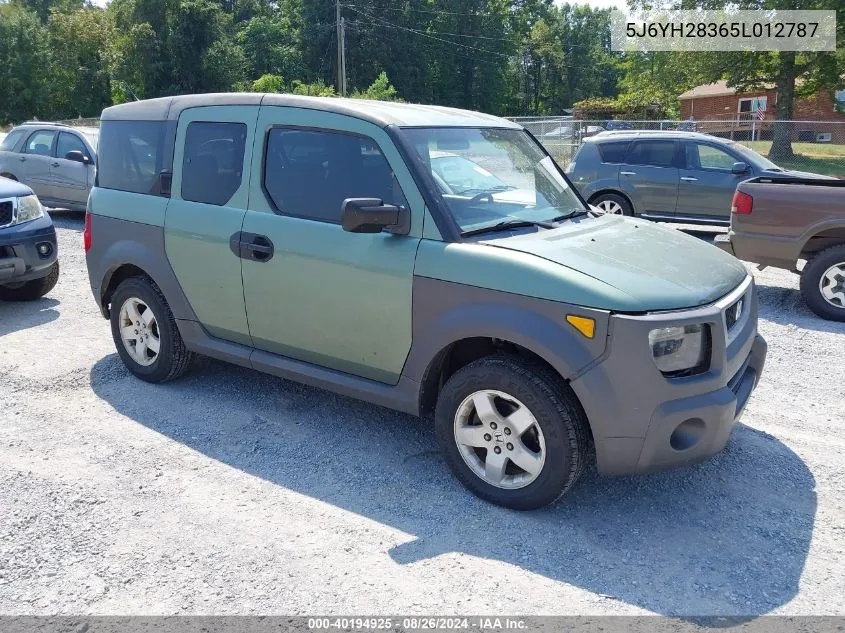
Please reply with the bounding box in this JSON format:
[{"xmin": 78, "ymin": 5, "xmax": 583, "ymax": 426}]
[
  {"xmin": 340, "ymin": 17, "xmax": 347, "ymax": 97},
  {"xmin": 336, "ymin": 0, "xmax": 346, "ymax": 97}
]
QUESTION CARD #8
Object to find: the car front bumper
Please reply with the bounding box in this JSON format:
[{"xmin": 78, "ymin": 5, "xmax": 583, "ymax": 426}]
[
  {"xmin": 0, "ymin": 214, "xmax": 58, "ymax": 284},
  {"xmin": 569, "ymin": 275, "xmax": 767, "ymax": 475}
]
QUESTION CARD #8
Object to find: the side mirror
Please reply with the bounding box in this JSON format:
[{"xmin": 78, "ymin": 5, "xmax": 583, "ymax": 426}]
[
  {"xmin": 65, "ymin": 150, "xmax": 92, "ymax": 164},
  {"xmin": 341, "ymin": 198, "xmax": 410, "ymax": 235},
  {"xmin": 732, "ymin": 161, "xmax": 750, "ymax": 174}
]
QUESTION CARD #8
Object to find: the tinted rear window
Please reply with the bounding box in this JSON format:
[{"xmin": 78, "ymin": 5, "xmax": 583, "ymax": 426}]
[
  {"xmin": 626, "ymin": 140, "xmax": 677, "ymax": 167},
  {"xmin": 181, "ymin": 121, "xmax": 247, "ymax": 206},
  {"xmin": 97, "ymin": 121, "xmax": 170, "ymax": 195},
  {"xmin": 597, "ymin": 141, "xmax": 630, "ymax": 163}
]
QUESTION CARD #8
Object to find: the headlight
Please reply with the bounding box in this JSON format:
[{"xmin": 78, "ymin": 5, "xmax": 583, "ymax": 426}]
[
  {"xmin": 15, "ymin": 195, "xmax": 45, "ymax": 225},
  {"xmin": 648, "ymin": 324, "xmax": 711, "ymax": 377}
]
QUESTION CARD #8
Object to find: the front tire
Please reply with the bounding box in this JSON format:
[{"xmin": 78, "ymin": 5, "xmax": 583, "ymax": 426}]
[
  {"xmin": 800, "ymin": 244, "xmax": 845, "ymax": 322},
  {"xmin": 591, "ymin": 192, "xmax": 632, "ymax": 216},
  {"xmin": 435, "ymin": 355, "xmax": 590, "ymax": 510},
  {"xmin": 110, "ymin": 276, "xmax": 194, "ymax": 383},
  {"xmin": 0, "ymin": 261, "xmax": 59, "ymax": 301}
]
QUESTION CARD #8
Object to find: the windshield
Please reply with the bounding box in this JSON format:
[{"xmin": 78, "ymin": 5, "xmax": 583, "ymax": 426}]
[
  {"xmin": 732, "ymin": 142, "xmax": 779, "ymax": 170},
  {"xmin": 404, "ymin": 127, "xmax": 585, "ymax": 235}
]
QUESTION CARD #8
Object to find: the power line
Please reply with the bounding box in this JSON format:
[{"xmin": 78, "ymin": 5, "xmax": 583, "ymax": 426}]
[{"xmin": 341, "ymin": 2, "xmax": 489, "ymax": 17}]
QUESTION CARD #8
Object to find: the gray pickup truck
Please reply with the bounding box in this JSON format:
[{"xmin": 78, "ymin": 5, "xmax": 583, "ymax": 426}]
[{"xmin": 716, "ymin": 177, "xmax": 845, "ymax": 321}]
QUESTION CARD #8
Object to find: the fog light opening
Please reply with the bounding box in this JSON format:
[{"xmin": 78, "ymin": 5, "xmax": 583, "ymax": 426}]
[
  {"xmin": 36, "ymin": 242, "xmax": 53, "ymax": 258},
  {"xmin": 670, "ymin": 418, "xmax": 706, "ymax": 451}
]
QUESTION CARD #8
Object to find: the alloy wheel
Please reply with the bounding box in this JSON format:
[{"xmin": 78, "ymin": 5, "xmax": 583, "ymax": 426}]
[
  {"xmin": 453, "ymin": 389, "xmax": 546, "ymax": 490},
  {"xmin": 118, "ymin": 297, "xmax": 161, "ymax": 367},
  {"xmin": 596, "ymin": 200, "xmax": 624, "ymax": 215},
  {"xmin": 820, "ymin": 263, "xmax": 845, "ymax": 308}
]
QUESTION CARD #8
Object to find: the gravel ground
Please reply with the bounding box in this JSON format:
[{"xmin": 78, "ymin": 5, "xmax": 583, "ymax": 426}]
[{"xmin": 1, "ymin": 212, "xmax": 843, "ymax": 617}]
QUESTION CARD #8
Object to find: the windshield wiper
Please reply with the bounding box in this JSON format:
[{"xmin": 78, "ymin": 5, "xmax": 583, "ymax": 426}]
[
  {"xmin": 456, "ymin": 184, "xmax": 517, "ymax": 195},
  {"xmin": 461, "ymin": 218, "xmax": 555, "ymax": 237}
]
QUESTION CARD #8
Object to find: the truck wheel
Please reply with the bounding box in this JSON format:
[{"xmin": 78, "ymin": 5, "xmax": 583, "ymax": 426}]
[
  {"xmin": 110, "ymin": 276, "xmax": 194, "ymax": 383},
  {"xmin": 0, "ymin": 261, "xmax": 59, "ymax": 301},
  {"xmin": 801, "ymin": 245, "xmax": 845, "ymax": 322},
  {"xmin": 591, "ymin": 192, "xmax": 632, "ymax": 216},
  {"xmin": 435, "ymin": 355, "xmax": 590, "ymax": 510}
]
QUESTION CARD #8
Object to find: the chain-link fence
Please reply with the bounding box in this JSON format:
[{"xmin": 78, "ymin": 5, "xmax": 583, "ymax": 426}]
[{"xmin": 510, "ymin": 117, "xmax": 845, "ymax": 178}]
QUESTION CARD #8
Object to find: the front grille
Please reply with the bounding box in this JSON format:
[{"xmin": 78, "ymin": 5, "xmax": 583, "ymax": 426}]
[
  {"xmin": 0, "ymin": 200, "xmax": 13, "ymax": 227},
  {"xmin": 725, "ymin": 297, "xmax": 744, "ymax": 332}
]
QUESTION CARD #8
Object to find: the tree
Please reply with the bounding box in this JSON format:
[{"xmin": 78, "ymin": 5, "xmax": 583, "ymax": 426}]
[
  {"xmin": 639, "ymin": 0, "xmax": 845, "ymax": 159},
  {"xmin": 0, "ymin": 5, "xmax": 51, "ymax": 124},
  {"xmin": 252, "ymin": 73, "xmax": 285, "ymax": 93}
]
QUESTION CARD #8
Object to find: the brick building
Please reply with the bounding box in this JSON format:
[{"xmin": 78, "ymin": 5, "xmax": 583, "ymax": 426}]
[{"xmin": 679, "ymin": 80, "xmax": 845, "ymax": 142}]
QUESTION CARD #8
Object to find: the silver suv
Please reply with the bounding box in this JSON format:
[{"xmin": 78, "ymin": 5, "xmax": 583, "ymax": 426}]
[{"xmin": 0, "ymin": 122, "xmax": 98, "ymax": 212}]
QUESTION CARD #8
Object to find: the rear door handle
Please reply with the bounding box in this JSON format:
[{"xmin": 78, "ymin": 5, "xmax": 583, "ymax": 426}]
[
  {"xmin": 18, "ymin": 156, "xmax": 26, "ymax": 162},
  {"xmin": 681, "ymin": 177, "xmax": 698, "ymax": 182},
  {"xmin": 230, "ymin": 232, "xmax": 274, "ymax": 262},
  {"xmin": 620, "ymin": 171, "xmax": 636, "ymax": 176},
  {"xmin": 51, "ymin": 162, "xmax": 60, "ymax": 167}
]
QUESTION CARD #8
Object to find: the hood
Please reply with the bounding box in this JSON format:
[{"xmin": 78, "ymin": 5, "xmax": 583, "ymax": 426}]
[
  {"xmin": 0, "ymin": 176, "xmax": 34, "ymax": 198},
  {"xmin": 480, "ymin": 214, "xmax": 748, "ymax": 312}
]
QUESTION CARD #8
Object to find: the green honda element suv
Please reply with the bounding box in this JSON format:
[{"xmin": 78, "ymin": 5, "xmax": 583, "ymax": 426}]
[{"xmin": 85, "ymin": 94, "xmax": 767, "ymax": 509}]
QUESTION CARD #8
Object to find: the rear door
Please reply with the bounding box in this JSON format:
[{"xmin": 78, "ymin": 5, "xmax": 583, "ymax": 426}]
[
  {"xmin": 51, "ymin": 131, "xmax": 94, "ymax": 206},
  {"xmin": 618, "ymin": 139, "xmax": 679, "ymax": 218},
  {"xmin": 19, "ymin": 130, "xmax": 57, "ymax": 200},
  {"xmin": 164, "ymin": 106, "xmax": 259, "ymax": 346},
  {"xmin": 678, "ymin": 141, "xmax": 747, "ymax": 221}
]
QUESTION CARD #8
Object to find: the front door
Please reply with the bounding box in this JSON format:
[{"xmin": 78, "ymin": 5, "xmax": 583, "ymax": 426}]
[
  {"xmin": 241, "ymin": 107, "xmax": 424, "ymax": 384},
  {"xmin": 679, "ymin": 141, "xmax": 749, "ymax": 221},
  {"xmin": 164, "ymin": 106, "xmax": 259, "ymax": 346},
  {"xmin": 618, "ymin": 139, "xmax": 679, "ymax": 217},
  {"xmin": 51, "ymin": 131, "xmax": 94, "ymax": 206}
]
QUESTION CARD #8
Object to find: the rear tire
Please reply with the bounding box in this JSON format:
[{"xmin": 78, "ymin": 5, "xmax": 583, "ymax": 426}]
[
  {"xmin": 591, "ymin": 192, "xmax": 632, "ymax": 216},
  {"xmin": 435, "ymin": 355, "xmax": 590, "ymax": 510},
  {"xmin": 0, "ymin": 261, "xmax": 59, "ymax": 301},
  {"xmin": 800, "ymin": 244, "xmax": 845, "ymax": 322},
  {"xmin": 110, "ymin": 276, "xmax": 194, "ymax": 383}
]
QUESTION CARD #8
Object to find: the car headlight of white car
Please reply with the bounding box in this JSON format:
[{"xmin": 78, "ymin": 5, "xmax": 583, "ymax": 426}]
[{"xmin": 14, "ymin": 195, "xmax": 45, "ymax": 225}]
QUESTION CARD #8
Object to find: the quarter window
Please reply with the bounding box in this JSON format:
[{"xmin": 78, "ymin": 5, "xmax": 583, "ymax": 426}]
[
  {"xmin": 56, "ymin": 132, "xmax": 89, "ymax": 160},
  {"xmin": 24, "ymin": 131, "xmax": 56, "ymax": 156},
  {"xmin": 626, "ymin": 140, "xmax": 677, "ymax": 167},
  {"xmin": 263, "ymin": 128, "xmax": 407, "ymax": 223},
  {"xmin": 597, "ymin": 141, "xmax": 630, "ymax": 164},
  {"xmin": 181, "ymin": 121, "xmax": 247, "ymax": 206},
  {"xmin": 1, "ymin": 129, "xmax": 26, "ymax": 151},
  {"xmin": 97, "ymin": 120, "xmax": 168, "ymax": 195}
]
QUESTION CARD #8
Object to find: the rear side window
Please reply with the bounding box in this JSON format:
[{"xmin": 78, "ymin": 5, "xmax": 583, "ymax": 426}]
[
  {"xmin": 597, "ymin": 141, "xmax": 629, "ymax": 163},
  {"xmin": 263, "ymin": 128, "xmax": 407, "ymax": 224},
  {"xmin": 25, "ymin": 130, "xmax": 56, "ymax": 156},
  {"xmin": 97, "ymin": 121, "xmax": 168, "ymax": 195},
  {"xmin": 626, "ymin": 140, "xmax": 677, "ymax": 167},
  {"xmin": 181, "ymin": 122, "xmax": 247, "ymax": 206},
  {"xmin": 1, "ymin": 129, "xmax": 26, "ymax": 151},
  {"xmin": 56, "ymin": 132, "xmax": 89, "ymax": 160}
]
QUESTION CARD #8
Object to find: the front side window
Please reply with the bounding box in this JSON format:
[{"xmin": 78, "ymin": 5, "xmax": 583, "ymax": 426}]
[
  {"xmin": 263, "ymin": 128, "xmax": 407, "ymax": 223},
  {"xmin": 181, "ymin": 121, "xmax": 247, "ymax": 206},
  {"xmin": 626, "ymin": 140, "xmax": 677, "ymax": 167},
  {"xmin": 403, "ymin": 127, "xmax": 585, "ymax": 235},
  {"xmin": 688, "ymin": 143, "xmax": 737, "ymax": 171},
  {"xmin": 56, "ymin": 132, "xmax": 89, "ymax": 160},
  {"xmin": 1, "ymin": 129, "xmax": 26, "ymax": 152},
  {"xmin": 25, "ymin": 130, "xmax": 56, "ymax": 156}
]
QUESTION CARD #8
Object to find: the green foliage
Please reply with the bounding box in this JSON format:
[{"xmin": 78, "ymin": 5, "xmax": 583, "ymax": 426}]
[
  {"xmin": 288, "ymin": 79, "xmax": 336, "ymax": 97},
  {"xmin": 252, "ymin": 74, "xmax": 286, "ymax": 94},
  {"xmin": 351, "ymin": 72, "xmax": 402, "ymax": 102},
  {"xmin": 0, "ymin": 4, "xmax": 51, "ymax": 124}
]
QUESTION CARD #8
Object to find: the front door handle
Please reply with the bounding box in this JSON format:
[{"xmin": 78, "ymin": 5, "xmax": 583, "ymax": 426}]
[
  {"xmin": 51, "ymin": 162, "xmax": 60, "ymax": 167},
  {"xmin": 229, "ymin": 232, "xmax": 274, "ymax": 262},
  {"xmin": 18, "ymin": 156, "xmax": 26, "ymax": 162},
  {"xmin": 681, "ymin": 177, "xmax": 698, "ymax": 182},
  {"xmin": 620, "ymin": 171, "xmax": 636, "ymax": 176}
]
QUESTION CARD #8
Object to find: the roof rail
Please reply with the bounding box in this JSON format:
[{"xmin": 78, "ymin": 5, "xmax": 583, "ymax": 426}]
[{"xmin": 20, "ymin": 121, "xmax": 72, "ymax": 128}]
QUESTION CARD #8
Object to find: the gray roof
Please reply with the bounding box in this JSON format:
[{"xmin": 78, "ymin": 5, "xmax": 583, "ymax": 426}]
[
  {"xmin": 101, "ymin": 93, "xmax": 520, "ymax": 129},
  {"xmin": 587, "ymin": 130, "xmax": 734, "ymax": 144}
]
